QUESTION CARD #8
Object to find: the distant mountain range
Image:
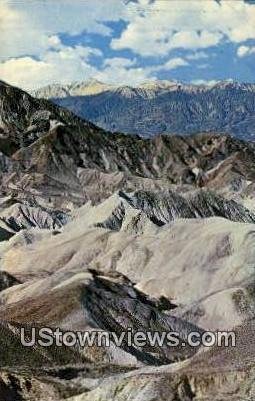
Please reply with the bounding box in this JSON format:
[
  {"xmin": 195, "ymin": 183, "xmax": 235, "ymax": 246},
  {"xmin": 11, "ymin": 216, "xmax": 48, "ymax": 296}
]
[{"xmin": 33, "ymin": 79, "xmax": 255, "ymax": 140}]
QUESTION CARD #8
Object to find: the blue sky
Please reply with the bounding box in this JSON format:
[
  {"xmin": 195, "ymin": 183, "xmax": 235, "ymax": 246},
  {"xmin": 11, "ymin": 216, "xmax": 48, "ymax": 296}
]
[{"xmin": 0, "ymin": 0, "xmax": 255, "ymax": 89}]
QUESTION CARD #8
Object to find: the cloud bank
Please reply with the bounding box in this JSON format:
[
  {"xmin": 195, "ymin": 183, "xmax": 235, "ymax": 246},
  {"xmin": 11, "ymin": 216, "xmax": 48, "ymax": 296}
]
[{"xmin": 0, "ymin": 0, "xmax": 254, "ymax": 89}]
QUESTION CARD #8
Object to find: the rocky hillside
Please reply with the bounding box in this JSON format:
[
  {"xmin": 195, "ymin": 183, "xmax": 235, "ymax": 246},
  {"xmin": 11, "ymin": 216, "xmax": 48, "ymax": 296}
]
[
  {"xmin": 2, "ymin": 80, "xmax": 255, "ymax": 209},
  {"xmin": 1, "ymin": 80, "xmax": 255, "ymax": 400},
  {"xmin": 34, "ymin": 79, "xmax": 255, "ymax": 140},
  {"xmin": 0, "ymin": 187, "xmax": 255, "ymax": 399}
]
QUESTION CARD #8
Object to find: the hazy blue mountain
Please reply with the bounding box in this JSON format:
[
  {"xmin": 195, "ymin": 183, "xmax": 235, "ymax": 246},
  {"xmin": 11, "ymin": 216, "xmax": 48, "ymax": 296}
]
[{"xmin": 34, "ymin": 80, "xmax": 255, "ymax": 140}]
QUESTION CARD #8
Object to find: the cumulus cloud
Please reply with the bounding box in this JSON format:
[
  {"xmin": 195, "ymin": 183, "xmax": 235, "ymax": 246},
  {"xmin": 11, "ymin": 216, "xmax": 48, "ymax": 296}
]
[
  {"xmin": 103, "ymin": 57, "xmax": 136, "ymax": 69},
  {"xmin": 0, "ymin": 1, "xmax": 48, "ymax": 59},
  {"xmin": 0, "ymin": 57, "xmax": 51, "ymax": 89},
  {"xmin": 0, "ymin": 0, "xmax": 155, "ymax": 89},
  {"xmin": 0, "ymin": 0, "xmax": 129, "ymax": 59},
  {"xmin": 186, "ymin": 51, "xmax": 209, "ymax": 61},
  {"xmin": 157, "ymin": 57, "xmax": 189, "ymax": 70},
  {"xmin": 0, "ymin": 46, "xmax": 101, "ymax": 89},
  {"xmin": 191, "ymin": 79, "xmax": 220, "ymax": 86},
  {"xmin": 48, "ymin": 35, "xmax": 62, "ymax": 49},
  {"xmin": 1, "ymin": 0, "xmax": 255, "ymax": 88},
  {"xmin": 94, "ymin": 57, "xmax": 156, "ymax": 85},
  {"xmin": 111, "ymin": 0, "xmax": 255, "ymax": 56},
  {"xmin": 0, "ymin": 53, "xmax": 156, "ymax": 90},
  {"xmin": 237, "ymin": 45, "xmax": 255, "ymax": 57},
  {"xmin": 169, "ymin": 31, "xmax": 223, "ymax": 51}
]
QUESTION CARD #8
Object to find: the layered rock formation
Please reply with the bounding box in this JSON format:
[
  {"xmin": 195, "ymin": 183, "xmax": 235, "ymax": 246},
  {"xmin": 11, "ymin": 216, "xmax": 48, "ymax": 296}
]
[{"xmin": 0, "ymin": 81, "xmax": 255, "ymax": 400}]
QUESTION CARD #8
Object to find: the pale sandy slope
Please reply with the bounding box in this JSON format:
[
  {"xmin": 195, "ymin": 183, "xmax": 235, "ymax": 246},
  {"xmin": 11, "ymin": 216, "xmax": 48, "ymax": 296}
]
[{"xmin": 1, "ymin": 192, "xmax": 255, "ymax": 331}]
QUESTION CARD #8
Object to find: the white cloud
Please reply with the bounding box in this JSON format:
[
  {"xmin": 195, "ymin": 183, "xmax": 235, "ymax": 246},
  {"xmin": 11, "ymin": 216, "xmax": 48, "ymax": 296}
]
[
  {"xmin": 4, "ymin": 0, "xmax": 246, "ymax": 60},
  {"xmin": 103, "ymin": 57, "xmax": 136, "ymax": 68},
  {"xmin": 111, "ymin": 0, "xmax": 255, "ymax": 56},
  {"xmin": 0, "ymin": 0, "xmax": 130, "ymax": 59},
  {"xmin": 0, "ymin": 1, "xmax": 49, "ymax": 59},
  {"xmin": 158, "ymin": 57, "xmax": 189, "ymax": 70},
  {"xmin": 237, "ymin": 45, "xmax": 255, "ymax": 57},
  {"xmin": 0, "ymin": 53, "xmax": 156, "ymax": 90},
  {"xmin": 95, "ymin": 57, "xmax": 156, "ymax": 85},
  {"xmin": 0, "ymin": 57, "xmax": 51, "ymax": 89},
  {"xmin": 48, "ymin": 35, "xmax": 62, "ymax": 49},
  {"xmin": 1, "ymin": 0, "xmax": 255, "ymax": 89},
  {"xmin": 0, "ymin": 0, "xmax": 154, "ymax": 90},
  {"xmin": 0, "ymin": 46, "xmax": 101, "ymax": 90},
  {"xmin": 186, "ymin": 51, "xmax": 209, "ymax": 61},
  {"xmin": 93, "ymin": 56, "xmax": 188, "ymax": 86},
  {"xmin": 170, "ymin": 31, "xmax": 223, "ymax": 51},
  {"xmin": 191, "ymin": 79, "xmax": 219, "ymax": 86}
]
